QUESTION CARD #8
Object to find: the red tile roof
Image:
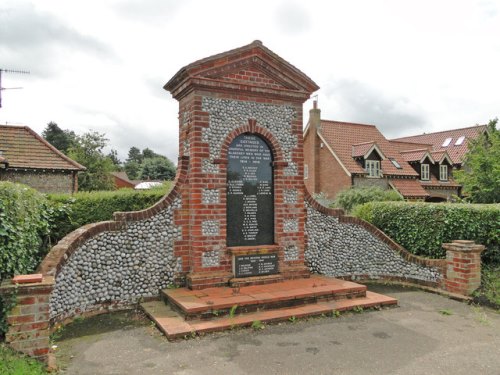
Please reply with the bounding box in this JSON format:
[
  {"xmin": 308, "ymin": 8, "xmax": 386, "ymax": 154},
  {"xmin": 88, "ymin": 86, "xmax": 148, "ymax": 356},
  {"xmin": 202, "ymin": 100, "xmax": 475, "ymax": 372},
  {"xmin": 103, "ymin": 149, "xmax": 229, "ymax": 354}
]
[
  {"xmin": 391, "ymin": 125, "xmax": 487, "ymax": 164},
  {"xmin": 420, "ymin": 174, "xmax": 461, "ymax": 188},
  {"xmin": 0, "ymin": 125, "xmax": 85, "ymax": 171},
  {"xmin": 319, "ymin": 120, "xmax": 418, "ymax": 177},
  {"xmin": 351, "ymin": 142, "xmax": 376, "ymax": 158},
  {"xmin": 389, "ymin": 179, "xmax": 429, "ymax": 198},
  {"xmin": 400, "ymin": 149, "xmax": 434, "ymax": 163}
]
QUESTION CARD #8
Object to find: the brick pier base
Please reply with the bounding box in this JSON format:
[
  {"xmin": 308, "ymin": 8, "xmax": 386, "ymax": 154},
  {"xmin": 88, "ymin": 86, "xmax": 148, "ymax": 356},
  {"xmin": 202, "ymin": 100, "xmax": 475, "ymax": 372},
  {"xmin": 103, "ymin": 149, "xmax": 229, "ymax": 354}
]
[
  {"xmin": 0, "ymin": 275, "xmax": 54, "ymax": 362},
  {"xmin": 443, "ymin": 240, "xmax": 484, "ymax": 295}
]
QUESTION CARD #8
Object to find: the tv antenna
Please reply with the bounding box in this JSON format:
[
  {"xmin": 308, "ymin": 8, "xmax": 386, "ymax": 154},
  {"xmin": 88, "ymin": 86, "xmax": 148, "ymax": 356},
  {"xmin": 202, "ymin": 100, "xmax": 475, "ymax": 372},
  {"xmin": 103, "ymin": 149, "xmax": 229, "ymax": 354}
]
[{"xmin": 0, "ymin": 69, "xmax": 30, "ymax": 108}]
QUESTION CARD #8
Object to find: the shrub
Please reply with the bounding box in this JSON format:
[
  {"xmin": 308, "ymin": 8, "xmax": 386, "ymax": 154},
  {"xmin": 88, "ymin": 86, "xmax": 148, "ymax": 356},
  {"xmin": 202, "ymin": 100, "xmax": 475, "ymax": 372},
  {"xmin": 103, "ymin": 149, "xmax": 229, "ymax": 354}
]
[
  {"xmin": 332, "ymin": 186, "xmax": 403, "ymax": 212},
  {"xmin": 0, "ymin": 182, "xmax": 51, "ymax": 281},
  {"xmin": 46, "ymin": 183, "xmax": 171, "ymax": 245},
  {"xmin": 353, "ymin": 202, "xmax": 499, "ymax": 264}
]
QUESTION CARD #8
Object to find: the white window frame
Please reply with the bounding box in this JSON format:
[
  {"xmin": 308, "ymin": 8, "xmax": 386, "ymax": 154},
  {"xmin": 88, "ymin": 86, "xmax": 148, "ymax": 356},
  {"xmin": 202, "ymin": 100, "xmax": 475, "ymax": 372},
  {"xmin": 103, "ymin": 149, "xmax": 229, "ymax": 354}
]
[
  {"xmin": 421, "ymin": 164, "xmax": 430, "ymax": 181},
  {"xmin": 440, "ymin": 164, "xmax": 448, "ymax": 181},
  {"xmin": 304, "ymin": 164, "xmax": 308, "ymax": 179},
  {"xmin": 365, "ymin": 160, "xmax": 380, "ymax": 178}
]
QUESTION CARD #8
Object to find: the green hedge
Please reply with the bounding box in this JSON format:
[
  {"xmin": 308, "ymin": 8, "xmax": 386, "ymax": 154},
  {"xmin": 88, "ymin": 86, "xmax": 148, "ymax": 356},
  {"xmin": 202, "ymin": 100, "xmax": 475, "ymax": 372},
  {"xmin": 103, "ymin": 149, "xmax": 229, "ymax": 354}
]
[
  {"xmin": 0, "ymin": 182, "xmax": 51, "ymax": 281},
  {"xmin": 46, "ymin": 183, "xmax": 171, "ymax": 246},
  {"xmin": 354, "ymin": 202, "xmax": 500, "ymax": 264},
  {"xmin": 332, "ymin": 186, "xmax": 403, "ymax": 212}
]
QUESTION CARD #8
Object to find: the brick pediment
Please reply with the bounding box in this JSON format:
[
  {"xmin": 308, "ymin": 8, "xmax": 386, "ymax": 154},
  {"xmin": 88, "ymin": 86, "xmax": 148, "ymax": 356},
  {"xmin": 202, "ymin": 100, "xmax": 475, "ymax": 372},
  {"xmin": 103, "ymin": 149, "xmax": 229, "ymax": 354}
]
[
  {"xmin": 165, "ymin": 40, "xmax": 319, "ymax": 100},
  {"xmin": 199, "ymin": 57, "xmax": 299, "ymax": 91}
]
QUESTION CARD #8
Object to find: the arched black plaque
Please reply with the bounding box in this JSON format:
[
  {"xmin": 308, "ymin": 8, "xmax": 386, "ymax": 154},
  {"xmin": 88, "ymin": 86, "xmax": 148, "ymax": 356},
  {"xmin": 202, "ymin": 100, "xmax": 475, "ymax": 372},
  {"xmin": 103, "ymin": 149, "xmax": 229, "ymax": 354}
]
[{"xmin": 227, "ymin": 134, "xmax": 274, "ymax": 246}]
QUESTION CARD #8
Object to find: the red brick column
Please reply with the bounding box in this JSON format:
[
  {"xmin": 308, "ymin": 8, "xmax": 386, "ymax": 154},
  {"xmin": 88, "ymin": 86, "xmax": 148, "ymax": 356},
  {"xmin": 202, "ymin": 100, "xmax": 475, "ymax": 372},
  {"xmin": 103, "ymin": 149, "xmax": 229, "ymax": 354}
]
[
  {"xmin": 443, "ymin": 240, "xmax": 484, "ymax": 295},
  {"xmin": 0, "ymin": 275, "xmax": 54, "ymax": 362}
]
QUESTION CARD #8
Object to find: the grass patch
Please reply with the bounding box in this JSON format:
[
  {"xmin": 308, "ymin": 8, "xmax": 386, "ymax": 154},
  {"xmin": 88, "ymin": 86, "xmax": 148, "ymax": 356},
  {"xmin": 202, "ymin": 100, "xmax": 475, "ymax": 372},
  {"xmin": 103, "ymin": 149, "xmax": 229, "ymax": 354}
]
[
  {"xmin": 473, "ymin": 265, "xmax": 500, "ymax": 309},
  {"xmin": 0, "ymin": 343, "xmax": 47, "ymax": 375}
]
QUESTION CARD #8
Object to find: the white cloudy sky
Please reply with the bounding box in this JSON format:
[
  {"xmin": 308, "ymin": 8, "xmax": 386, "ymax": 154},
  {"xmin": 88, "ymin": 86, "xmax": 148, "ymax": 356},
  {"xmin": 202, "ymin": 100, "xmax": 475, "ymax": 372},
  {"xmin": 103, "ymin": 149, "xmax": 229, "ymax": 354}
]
[{"xmin": 1, "ymin": 0, "xmax": 499, "ymax": 163}]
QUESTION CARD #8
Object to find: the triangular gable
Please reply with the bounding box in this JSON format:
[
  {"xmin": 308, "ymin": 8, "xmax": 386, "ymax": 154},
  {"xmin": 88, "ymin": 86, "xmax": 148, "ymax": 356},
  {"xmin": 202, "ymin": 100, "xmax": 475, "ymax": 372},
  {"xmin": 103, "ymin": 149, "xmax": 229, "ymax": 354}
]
[
  {"xmin": 201, "ymin": 57, "xmax": 299, "ymax": 91},
  {"xmin": 420, "ymin": 152, "xmax": 435, "ymax": 164},
  {"xmin": 165, "ymin": 40, "xmax": 319, "ymax": 100},
  {"xmin": 431, "ymin": 151, "xmax": 453, "ymax": 165},
  {"xmin": 352, "ymin": 142, "xmax": 387, "ymax": 160}
]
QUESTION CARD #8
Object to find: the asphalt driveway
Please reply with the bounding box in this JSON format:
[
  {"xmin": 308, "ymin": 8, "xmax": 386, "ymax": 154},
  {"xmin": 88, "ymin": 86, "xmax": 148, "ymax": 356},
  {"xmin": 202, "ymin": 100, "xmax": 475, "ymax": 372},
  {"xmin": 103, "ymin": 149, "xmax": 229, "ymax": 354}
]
[{"xmin": 55, "ymin": 284, "xmax": 500, "ymax": 375}]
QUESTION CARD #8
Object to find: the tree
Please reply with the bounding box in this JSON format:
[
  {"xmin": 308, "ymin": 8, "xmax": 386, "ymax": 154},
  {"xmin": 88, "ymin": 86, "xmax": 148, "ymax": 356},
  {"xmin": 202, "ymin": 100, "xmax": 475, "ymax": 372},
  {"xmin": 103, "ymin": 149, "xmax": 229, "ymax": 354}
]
[
  {"xmin": 124, "ymin": 160, "xmax": 141, "ymax": 180},
  {"xmin": 68, "ymin": 131, "xmax": 115, "ymax": 191},
  {"xmin": 107, "ymin": 149, "xmax": 122, "ymax": 170},
  {"xmin": 42, "ymin": 122, "xmax": 76, "ymax": 153},
  {"xmin": 126, "ymin": 146, "xmax": 143, "ymax": 164},
  {"xmin": 142, "ymin": 147, "xmax": 157, "ymax": 159},
  {"xmin": 140, "ymin": 156, "xmax": 176, "ymax": 180},
  {"xmin": 455, "ymin": 118, "xmax": 500, "ymax": 203}
]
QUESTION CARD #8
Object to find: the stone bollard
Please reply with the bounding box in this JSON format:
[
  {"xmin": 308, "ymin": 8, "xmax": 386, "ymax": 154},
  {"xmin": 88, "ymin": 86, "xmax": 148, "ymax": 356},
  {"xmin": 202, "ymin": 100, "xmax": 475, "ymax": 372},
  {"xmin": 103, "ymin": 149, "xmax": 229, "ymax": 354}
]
[
  {"xmin": 0, "ymin": 274, "xmax": 54, "ymax": 362},
  {"xmin": 443, "ymin": 240, "xmax": 484, "ymax": 296}
]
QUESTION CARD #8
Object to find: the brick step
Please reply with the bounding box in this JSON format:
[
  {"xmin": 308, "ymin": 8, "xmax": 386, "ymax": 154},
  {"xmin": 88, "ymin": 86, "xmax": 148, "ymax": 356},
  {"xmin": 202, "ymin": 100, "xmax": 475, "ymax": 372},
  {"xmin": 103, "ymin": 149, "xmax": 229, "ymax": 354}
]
[
  {"xmin": 162, "ymin": 275, "xmax": 367, "ymax": 320},
  {"xmin": 141, "ymin": 291, "xmax": 398, "ymax": 340}
]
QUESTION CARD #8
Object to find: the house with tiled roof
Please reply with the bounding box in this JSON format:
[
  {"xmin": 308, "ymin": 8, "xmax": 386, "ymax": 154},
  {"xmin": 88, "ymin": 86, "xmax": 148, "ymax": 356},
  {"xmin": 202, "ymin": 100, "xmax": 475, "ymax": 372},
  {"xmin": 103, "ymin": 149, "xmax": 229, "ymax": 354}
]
[
  {"xmin": 303, "ymin": 103, "xmax": 461, "ymax": 201},
  {"xmin": 391, "ymin": 124, "xmax": 488, "ymax": 167},
  {"xmin": 0, "ymin": 125, "xmax": 85, "ymax": 193},
  {"xmin": 111, "ymin": 171, "xmax": 139, "ymax": 189}
]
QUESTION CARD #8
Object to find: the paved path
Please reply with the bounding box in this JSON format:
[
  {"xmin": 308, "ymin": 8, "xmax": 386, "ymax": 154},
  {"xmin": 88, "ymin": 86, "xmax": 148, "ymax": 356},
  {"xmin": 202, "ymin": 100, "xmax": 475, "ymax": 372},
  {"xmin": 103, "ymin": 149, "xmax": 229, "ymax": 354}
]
[{"xmin": 55, "ymin": 285, "xmax": 500, "ymax": 375}]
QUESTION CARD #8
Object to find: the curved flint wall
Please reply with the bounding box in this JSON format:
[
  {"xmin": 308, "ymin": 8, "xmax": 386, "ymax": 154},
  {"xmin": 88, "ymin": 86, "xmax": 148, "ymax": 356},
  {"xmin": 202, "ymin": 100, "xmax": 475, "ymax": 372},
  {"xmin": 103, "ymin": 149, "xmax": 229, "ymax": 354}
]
[
  {"xmin": 38, "ymin": 157, "xmax": 189, "ymax": 323},
  {"xmin": 304, "ymin": 191, "xmax": 446, "ymax": 287}
]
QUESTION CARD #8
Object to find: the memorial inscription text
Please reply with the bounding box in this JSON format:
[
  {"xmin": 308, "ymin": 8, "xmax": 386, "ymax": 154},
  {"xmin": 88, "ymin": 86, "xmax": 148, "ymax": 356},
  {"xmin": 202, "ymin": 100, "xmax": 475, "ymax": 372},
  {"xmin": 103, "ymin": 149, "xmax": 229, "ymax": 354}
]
[{"xmin": 227, "ymin": 134, "xmax": 274, "ymax": 246}]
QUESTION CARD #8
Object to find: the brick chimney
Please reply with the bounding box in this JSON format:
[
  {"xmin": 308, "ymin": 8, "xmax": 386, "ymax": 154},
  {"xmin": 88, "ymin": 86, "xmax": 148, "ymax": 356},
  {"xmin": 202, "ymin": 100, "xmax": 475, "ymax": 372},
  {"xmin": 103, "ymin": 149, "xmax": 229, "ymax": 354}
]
[{"xmin": 309, "ymin": 100, "xmax": 322, "ymax": 194}]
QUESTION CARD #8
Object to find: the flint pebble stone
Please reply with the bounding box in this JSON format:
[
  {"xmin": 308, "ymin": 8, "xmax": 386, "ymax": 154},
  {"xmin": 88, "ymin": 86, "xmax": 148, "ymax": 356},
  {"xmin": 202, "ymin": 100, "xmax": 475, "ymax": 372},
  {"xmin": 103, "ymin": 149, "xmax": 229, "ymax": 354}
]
[
  {"xmin": 202, "ymin": 248, "xmax": 220, "ymax": 268},
  {"xmin": 284, "ymin": 244, "xmax": 299, "ymax": 261},
  {"xmin": 283, "ymin": 188, "xmax": 298, "ymax": 204},
  {"xmin": 50, "ymin": 196, "xmax": 182, "ymax": 320},
  {"xmin": 304, "ymin": 202, "xmax": 442, "ymax": 283},
  {"xmin": 201, "ymin": 97, "xmax": 297, "ymax": 175},
  {"xmin": 283, "ymin": 219, "xmax": 299, "ymax": 233},
  {"xmin": 202, "ymin": 188, "xmax": 220, "ymax": 204},
  {"xmin": 202, "ymin": 220, "xmax": 220, "ymax": 236}
]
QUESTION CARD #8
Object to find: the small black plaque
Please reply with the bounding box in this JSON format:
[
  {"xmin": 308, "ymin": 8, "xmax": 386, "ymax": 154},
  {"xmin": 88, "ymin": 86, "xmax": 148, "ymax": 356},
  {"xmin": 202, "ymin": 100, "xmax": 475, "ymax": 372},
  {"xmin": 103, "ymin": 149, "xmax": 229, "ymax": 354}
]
[{"xmin": 234, "ymin": 254, "xmax": 278, "ymax": 278}]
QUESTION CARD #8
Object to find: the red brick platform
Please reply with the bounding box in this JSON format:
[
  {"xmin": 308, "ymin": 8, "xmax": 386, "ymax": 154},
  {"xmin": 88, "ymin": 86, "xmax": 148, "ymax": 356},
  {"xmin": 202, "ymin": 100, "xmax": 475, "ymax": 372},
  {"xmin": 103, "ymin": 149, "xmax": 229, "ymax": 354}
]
[{"xmin": 141, "ymin": 276, "xmax": 397, "ymax": 339}]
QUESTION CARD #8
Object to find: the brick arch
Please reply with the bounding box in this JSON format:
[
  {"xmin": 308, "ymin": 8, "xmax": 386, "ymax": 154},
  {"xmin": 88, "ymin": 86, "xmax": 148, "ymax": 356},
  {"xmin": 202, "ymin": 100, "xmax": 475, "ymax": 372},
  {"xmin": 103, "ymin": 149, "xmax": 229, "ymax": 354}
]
[{"xmin": 218, "ymin": 119, "xmax": 287, "ymax": 164}]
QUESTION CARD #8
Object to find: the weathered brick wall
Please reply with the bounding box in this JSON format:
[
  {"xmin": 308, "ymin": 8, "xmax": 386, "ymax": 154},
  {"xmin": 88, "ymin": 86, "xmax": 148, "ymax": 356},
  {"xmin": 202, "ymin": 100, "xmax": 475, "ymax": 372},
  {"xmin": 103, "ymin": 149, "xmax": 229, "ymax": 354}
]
[{"xmin": 0, "ymin": 170, "xmax": 75, "ymax": 194}]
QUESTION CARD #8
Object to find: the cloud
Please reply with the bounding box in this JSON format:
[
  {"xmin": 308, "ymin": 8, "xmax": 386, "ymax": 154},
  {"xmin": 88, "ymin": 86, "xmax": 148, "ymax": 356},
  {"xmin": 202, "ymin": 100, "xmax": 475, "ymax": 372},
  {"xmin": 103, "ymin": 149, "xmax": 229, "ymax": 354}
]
[
  {"xmin": 0, "ymin": 3, "xmax": 113, "ymax": 77},
  {"xmin": 114, "ymin": 0, "xmax": 189, "ymax": 24},
  {"xmin": 274, "ymin": 1, "xmax": 311, "ymax": 34},
  {"xmin": 323, "ymin": 79, "xmax": 429, "ymax": 138}
]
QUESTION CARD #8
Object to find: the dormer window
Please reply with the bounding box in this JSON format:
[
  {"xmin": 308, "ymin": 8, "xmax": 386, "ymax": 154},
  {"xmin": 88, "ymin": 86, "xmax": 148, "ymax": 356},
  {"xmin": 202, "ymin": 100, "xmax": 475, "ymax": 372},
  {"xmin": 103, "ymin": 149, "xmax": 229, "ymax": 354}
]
[
  {"xmin": 421, "ymin": 164, "xmax": 430, "ymax": 181},
  {"xmin": 440, "ymin": 164, "xmax": 448, "ymax": 181},
  {"xmin": 366, "ymin": 160, "xmax": 380, "ymax": 177}
]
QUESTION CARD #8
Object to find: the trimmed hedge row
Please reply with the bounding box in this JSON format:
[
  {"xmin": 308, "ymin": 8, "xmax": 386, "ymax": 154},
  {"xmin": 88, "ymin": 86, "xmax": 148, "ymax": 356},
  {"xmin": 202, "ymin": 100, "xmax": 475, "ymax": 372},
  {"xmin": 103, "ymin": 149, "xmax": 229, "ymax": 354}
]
[
  {"xmin": 332, "ymin": 186, "xmax": 403, "ymax": 212},
  {"xmin": 46, "ymin": 183, "xmax": 171, "ymax": 246},
  {"xmin": 354, "ymin": 202, "xmax": 500, "ymax": 264},
  {"xmin": 0, "ymin": 182, "xmax": 50, "ymax": 281}
]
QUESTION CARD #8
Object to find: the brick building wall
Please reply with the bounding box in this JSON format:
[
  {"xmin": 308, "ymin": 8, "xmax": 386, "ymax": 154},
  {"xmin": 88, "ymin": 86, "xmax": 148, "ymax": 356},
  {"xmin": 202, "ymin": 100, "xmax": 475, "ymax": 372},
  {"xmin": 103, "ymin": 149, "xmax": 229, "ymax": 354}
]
[
  {"xmin": 318, "ymin": 146, "xmax": 352, "ymax": 199},
  {"xmin": 0, "ymin": 170, "xmax": 77, "ymax": 194}
]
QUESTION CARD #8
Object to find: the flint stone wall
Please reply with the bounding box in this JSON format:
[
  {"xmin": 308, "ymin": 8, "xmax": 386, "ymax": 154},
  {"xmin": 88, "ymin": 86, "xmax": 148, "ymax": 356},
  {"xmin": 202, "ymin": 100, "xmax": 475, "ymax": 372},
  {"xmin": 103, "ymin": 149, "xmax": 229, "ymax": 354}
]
[
  {"xmin": 48, "ymin": 196, "xmax": 182, "ymax": 321},
  {"xmin": 305, "ymin": 199, "xmax": 444, "ymax": 285}
]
